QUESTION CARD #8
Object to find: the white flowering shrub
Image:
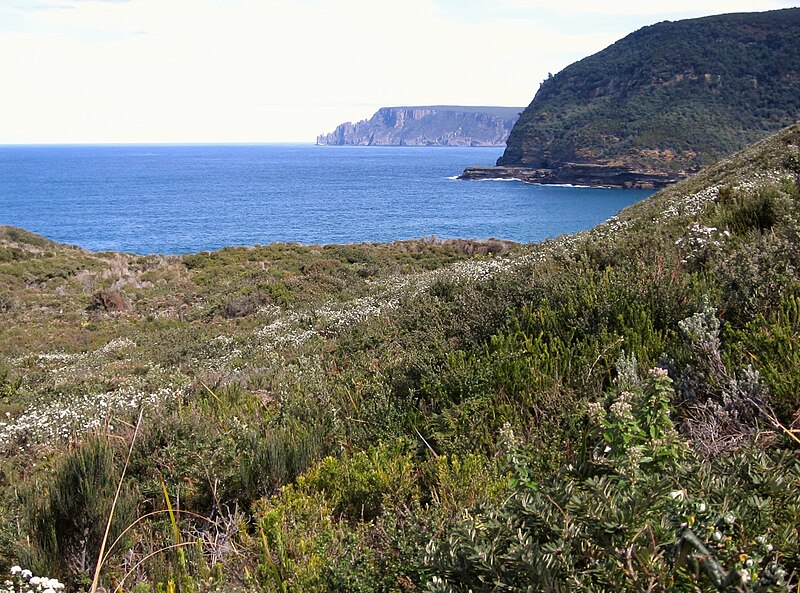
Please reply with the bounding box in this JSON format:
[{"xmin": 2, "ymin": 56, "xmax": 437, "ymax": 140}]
[
  {"xmin": 675, "ymin": 221, "xmax": 730, "ymax": 265},
  {"xmin": 659, "ymin": 184, "xmax": 722, "ymax": 222},
  {"xmin": 676, "ymin": 303, "xmax": 773, "ymax": 457},
  {"xmin": 591, "ymin": 355, "xmax": 685, "ymax": 474},
  {"xmin": 2, "ymin": 566, "xmax": 64, "ymax": 593},
  {"xmin": 0, "ymin": 383, "xmax": 181, "ymax": 453}
]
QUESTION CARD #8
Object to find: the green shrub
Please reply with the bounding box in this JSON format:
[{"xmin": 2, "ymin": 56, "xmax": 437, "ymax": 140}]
[
  {"xmin": 22, "ymin": 439, "xmax": 138, "ymax": 587},
  {"xmin": 721, "ymin": 187, "xmax": 779, "ymax": 235},
  {"xmin": 592, "ymin": 357, "xmax": 685, "ymax": 474},
  {"xmin": 0, "ymin": 367, "xmax": 18, "ymax": 399},
  {"xmin": 727, "ymin": 292, "xmax": 800, "ymax": 422},
  {"xmin": 427, "ymin": 425, "xmax": 797, "ymax": 593},
  {"xmin": 235, "ymin": 421, "xmax": 329, "ymax": 507},
  {"xmin": 129, "ymin": 411, "xmax": 230, "ymax": 513},
  {"xmin": 297, "ymin": 443, "xmax": 421, "ymax": 523}
]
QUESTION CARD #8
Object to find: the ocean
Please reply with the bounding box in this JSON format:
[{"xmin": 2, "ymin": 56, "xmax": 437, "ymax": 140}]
[{"xmin": 0, "ymin": 144, "xmax": 654, "ymax": 254}]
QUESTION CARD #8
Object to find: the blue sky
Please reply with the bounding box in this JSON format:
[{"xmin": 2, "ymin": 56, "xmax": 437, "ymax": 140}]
[{"xmin": 0, "ymin": 0, "xmax": 796, "ymax": 143}]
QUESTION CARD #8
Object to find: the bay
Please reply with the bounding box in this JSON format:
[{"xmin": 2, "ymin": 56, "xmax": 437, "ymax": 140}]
[{"xmin": 0, "ymin": 144, "xmax": 654, "ymax": 254}]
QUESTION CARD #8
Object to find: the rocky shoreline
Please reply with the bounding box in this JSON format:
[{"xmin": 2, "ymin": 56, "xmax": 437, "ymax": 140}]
[{"xmin": 458, "ymin": 164, "xmax": 683, "ymax": 189}]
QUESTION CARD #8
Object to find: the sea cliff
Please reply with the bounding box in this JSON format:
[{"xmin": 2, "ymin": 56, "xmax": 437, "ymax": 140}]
[{"xmin": 317, "ymin": 106, "xmax": 521, "ymax": 147}]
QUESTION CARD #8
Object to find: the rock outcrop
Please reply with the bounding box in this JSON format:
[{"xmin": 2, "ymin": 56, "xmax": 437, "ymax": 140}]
[
  {"xmin": 460, "ymin": 165, "xmax": 680, "ymax": 189},
  {"xmin": 317, "ymin": 106, "xmax": 522, "ymax": 147},
  {"xmin": 461, "ymin": 8, "xmax": 800, "ymax": 187}
]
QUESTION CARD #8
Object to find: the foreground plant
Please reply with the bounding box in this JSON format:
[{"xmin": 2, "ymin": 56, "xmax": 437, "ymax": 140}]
[
  {"xmin": 2, "ymin": 566, "xmax": 64, "ymax": 593},
  {"xmin": 425, "ymin": 359, "xmax": 796, "ymax": 593}
]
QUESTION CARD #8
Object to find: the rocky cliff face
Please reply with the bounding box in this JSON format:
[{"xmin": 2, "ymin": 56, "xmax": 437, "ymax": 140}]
[
  {"xmin": 317, "ymin": 106, "xmax": 521, "ymax": 147},
  {"xmin": 462, "ymin": 8, "xmax": 800, "ymax": 187}
]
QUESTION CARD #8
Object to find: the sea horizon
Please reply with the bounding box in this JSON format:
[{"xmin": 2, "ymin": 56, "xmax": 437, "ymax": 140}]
[{"xmin": 0, "ymin": 144, "xmax": 653, "ymax": 255}]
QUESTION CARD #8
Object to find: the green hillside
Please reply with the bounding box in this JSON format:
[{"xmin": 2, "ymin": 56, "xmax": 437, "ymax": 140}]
[
  {"xmin": 1, "ymin": 123, "xmax": 800, "ymax": 591},
  {"xmin": 499, "ymin": 8, "xmax": 800, "ymax": 180}
]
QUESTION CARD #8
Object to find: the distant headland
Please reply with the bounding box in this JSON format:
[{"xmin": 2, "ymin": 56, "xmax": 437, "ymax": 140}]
[{"xmin": 316, "ymin": 106, "xmax": 522, "ymax": 147}]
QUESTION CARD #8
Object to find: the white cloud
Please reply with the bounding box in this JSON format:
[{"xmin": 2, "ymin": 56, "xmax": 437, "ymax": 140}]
[
  {"xmin": 0, "ymin": 0, "xmax": 793, "ymax": 142},
  {"xmin": 496, "ymin": 0, "xmax": 794, "ymax": 14}
]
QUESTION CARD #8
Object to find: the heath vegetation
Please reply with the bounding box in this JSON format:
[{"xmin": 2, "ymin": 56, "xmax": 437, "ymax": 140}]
[{"xmin": 1, "ymin": 124, "xmax": 799, "ymax": 592}]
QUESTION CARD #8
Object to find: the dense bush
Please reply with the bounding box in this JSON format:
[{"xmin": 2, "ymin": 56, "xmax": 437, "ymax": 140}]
[
  {"xmin": 2, "ymin": 126, "xmax": 800, "ymax": 590},
  {"xmin": 426, "ymin": 363, "xmax": 797, "ymax": 592}
]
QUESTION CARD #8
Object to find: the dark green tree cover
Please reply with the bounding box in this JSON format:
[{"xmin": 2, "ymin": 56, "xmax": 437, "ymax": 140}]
[{"xmin": 500, "ymin": 8, "xmax": 800, "ymax": 175}]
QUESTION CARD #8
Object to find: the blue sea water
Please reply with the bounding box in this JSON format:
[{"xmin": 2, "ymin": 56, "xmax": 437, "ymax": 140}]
[{"xmin": 0, "ymin": 144, "xmax": 654, "ymax": 255}]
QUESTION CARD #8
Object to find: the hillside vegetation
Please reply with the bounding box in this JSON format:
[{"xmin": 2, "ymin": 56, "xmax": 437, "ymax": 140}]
[
  {"xmin": 497, "ymin": 8, "xmax": 800, "ymax": 181},
  {"xmin": 1, "ymin": 123, "xmax": 800, "ymax": 592}
]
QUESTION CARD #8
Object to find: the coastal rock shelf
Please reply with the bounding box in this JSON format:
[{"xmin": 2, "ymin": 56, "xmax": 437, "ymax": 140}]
[{"xmin": 458, "ymin": 164, "xmax": 680, "ymax": 189}]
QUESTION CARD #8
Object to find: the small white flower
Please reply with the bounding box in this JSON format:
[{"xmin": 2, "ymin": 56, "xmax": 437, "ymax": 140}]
[
  {"xmin": 739, "ymin": 570, "xmax": 750, "ymax": 584},
  {"xmin": 712, "ymin": 531, "xmax": 723, "ymax": 542},
  {"xmin": 9, "ymin": 567, "xmax": 21, "ymax": 575},
  {"xmin": 21, "ymin": 569, "xmax": 32, "ymax": 579},
  {"xmin": 698, "ymin": 503, "xmax": 707, "ymax": 512},
  {"xmin": 668, "ymin": 490, "xmax": 685, "ymax": 501}
]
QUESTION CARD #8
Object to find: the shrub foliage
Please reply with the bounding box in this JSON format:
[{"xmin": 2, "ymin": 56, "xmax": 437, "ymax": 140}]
[{"xmin": 1, "ymin": 126, "xmax": 800, "ymax": 591}]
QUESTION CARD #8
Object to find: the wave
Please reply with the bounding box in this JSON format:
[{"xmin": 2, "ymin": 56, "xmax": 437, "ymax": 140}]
[
  {"xmin": 545, "ymin": 182, "xmax": 601, "ymax": 189},
  {"xmin": 450, "ymin": 175, "xmax": 612, "ymax": 188},
  {"xmin": 469, "ymin": 177, "xmax": 524, "ymax": 182}
]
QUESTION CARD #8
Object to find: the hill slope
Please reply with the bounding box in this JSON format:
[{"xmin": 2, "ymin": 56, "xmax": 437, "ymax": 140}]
[
  {"xmin": 462, "ymin": 8, "xmax": 800, "ymax": 187},
  {"xmin": 317, "ymin": 106, "xmax": 522, "ymax": 146},
  {"xmin": 1, "ymin": 125, "xmax": 800, "ymax": 590}
]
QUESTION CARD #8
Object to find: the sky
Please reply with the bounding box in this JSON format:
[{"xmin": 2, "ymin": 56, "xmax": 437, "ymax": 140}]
[{"xmin": 0, "ymin": 0, "xmax": 796, "ymax": 143}]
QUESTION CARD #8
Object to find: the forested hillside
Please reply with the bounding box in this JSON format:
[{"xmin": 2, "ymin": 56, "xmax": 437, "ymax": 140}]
[{"xmin": 469, "ymin": 8, "xmax": 800, "ymax": 187}]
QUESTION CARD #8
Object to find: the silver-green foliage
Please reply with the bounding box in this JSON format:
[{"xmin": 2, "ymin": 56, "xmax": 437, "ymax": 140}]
[{"xmin": 425, "ymin": 358, "xmax": 796, "ymax": 593}]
